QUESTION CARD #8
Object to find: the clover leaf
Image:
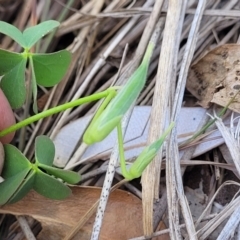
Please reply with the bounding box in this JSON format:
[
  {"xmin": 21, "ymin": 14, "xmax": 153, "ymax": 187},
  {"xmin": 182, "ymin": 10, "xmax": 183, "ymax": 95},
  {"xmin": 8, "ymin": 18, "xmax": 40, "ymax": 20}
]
[
  {"xmin": 0, "ymin": 20, "xmax": 71, "ymax": 111},
  {"xmin": 0, "ymin": 136, "xmax": 80, "ymax": 205}
]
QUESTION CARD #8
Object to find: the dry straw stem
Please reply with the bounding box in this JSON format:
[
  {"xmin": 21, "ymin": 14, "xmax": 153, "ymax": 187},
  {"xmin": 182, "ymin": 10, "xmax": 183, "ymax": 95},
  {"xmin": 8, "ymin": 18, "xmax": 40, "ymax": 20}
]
[
  {"xmin": 167, "ymin": 0, "xmax": 207, "ymax": 239},
  {"xmin": 127, "ymin": 0, "xmax": 166, "ymax": 235},
  {"xmin": 141, "ymin": 0, "xmax": 240, "ymax": 237},
  {"xmin": 129, "ymin": 214, "xmax": 221, "ymax": 240},
  {"xmin": 186, "ymin": 8, "xmax": 240, "ymax": 17},
  {"xmin": 213, "ymin": 113, "xmax": 240, "ymax": 178},
  {"xmin": 64, "ymin": 179, "xmax": 135, "ymax": 240},
  {"xmin": 142, "ymin": 0, "xmax": 185, "ymax": 235},
  {"xmin": 216, "ymin": 205, "xmax": 240, "ymax": 240},
  {"xmin": 17, "ymin": 216, "xmax": 36, "ymax": 240},
  {"xmin": 195, "ymin": 181, "xmax": 240, "ymax": 239},
  {"xmin": 57, "ymin": 6, "xmax": 136, "ymax": 37}
]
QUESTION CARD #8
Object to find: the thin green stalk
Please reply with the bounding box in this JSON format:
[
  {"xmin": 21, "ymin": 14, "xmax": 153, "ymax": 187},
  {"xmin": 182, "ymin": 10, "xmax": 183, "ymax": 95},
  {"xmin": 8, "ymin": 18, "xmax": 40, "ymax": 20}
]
[{"xmin": 0, "ymin": 89, "xmax": 116, "ymax": 138}]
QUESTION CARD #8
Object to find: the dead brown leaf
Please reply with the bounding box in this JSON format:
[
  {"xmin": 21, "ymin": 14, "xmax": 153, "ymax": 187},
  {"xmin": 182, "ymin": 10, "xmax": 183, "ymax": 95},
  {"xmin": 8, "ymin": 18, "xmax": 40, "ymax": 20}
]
[
  {"xmin": 0, "ymin": 186, "xmax": 146, "ymax": 240},
  {"xmin": 187, "ymin": 44, "xmax": 240, "ymax": 113},
  {"xmin": 37, "ymin": 92, "xmax": 50, "ymax": 112}
]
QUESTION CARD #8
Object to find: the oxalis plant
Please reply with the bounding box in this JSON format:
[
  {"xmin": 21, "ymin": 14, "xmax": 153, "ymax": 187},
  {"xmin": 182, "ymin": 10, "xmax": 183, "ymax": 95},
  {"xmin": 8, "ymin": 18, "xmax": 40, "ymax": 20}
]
[
  {"xmin": 0, "ymin": 20, "xmax": 174, "ymax": 205},
  {"xmin": 0, "ymin": 136, "xmax": 80, "ymax": 205},
  {"xmin": 0, "ymin": 20, "xmax": 79, "ymax": 205},
  {"xmin": 0, "ymin": 20, "xmax": 71, "ymax": 111}
]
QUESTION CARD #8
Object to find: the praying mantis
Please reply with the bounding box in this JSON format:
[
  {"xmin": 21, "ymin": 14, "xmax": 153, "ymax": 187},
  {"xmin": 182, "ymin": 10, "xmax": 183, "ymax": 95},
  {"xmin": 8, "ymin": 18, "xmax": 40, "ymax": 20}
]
[
  {"xmin": 0, "ymin": 33, "xmax": 174, "ymax": 182},
  {"xmin": 83, "ymin": 40, "xmax": 174, "ymax": 180}
]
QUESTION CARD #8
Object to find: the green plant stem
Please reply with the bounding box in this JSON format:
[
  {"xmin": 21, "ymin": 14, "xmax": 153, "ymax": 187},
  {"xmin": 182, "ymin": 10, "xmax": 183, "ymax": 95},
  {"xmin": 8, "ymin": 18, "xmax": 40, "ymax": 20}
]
[{"xmin": 0, "ymin": 88, "xmax": 116, "ymax": 138}]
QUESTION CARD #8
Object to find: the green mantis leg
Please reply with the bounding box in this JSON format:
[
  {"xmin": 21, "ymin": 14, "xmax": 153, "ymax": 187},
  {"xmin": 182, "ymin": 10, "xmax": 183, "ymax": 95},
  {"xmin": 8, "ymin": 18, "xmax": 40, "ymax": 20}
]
[
  {"xmin": 86, "ymin": 87, "xmax": 118, "ymax": 128},
  {"xmin": 0, "ymin": 88, "xmax": 117, "ymax": 138},
  {"xmin": 117, "ymin": 123, "xmax": 131, "ymax": 180},
  {"xmin": 117, "ymin": 122, "xmax": 175, "ymax": 181}
]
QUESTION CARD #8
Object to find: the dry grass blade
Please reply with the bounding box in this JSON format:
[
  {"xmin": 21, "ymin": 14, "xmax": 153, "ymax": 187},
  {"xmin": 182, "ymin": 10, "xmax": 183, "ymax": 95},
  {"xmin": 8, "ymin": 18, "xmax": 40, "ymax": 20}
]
[
  {"xmin": 216, "ymin": 205, "xmax": 240, "ymax": 240},
  {"xmin": 17, "ymin": 216, "xmax": 36, "ymax": 240},
  {"xmin": 194, "ymin": 181, "xmax": 240, "ymax": 233},
  {"xmin": 142, "ymin": 0, "xmax": 186, "ymax": 236},
  {"xmin": 187, "ymin": 8, "xmax": 240, "ymax": 17},
  {"xmin": 137, "ymin": 0, "xmax": 165, "ymax": 235},
  {"xmin": 197, "ymin": 194, "xmax": 240, "ymax": 239},
  {"xmin": 128, "ymin": 215, "xmax": 220, "ymax": 240},
  {"xmin": 213, "ymin": 114, "xmax": 240, "ymax": 176},
  {"xmin": 168, "ymin": 0, "xmax": 207, "ymax": 239}
]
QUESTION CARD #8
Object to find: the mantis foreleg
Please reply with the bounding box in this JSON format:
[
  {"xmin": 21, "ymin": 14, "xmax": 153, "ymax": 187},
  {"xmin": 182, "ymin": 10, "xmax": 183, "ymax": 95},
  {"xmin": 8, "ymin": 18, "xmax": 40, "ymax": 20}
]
[
  {"xmin": 0, "ymin": 88, "xmax": 117, "ymax": 138},
  {"xmin": 117, "ymin": 122, "xmax": 175, "ymax": 181}
]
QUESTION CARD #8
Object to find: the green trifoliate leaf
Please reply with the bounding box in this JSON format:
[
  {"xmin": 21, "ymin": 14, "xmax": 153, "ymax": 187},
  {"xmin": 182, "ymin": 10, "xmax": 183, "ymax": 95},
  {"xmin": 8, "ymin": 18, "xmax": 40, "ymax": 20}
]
[
  {"xmin": 38, "ymin": 164, "xmax": 81, "ymax": 184},
  {"xmin": 33, "ymin": 169, "xmax": 71, "ymax": 200},
  {"xmin": 23, "ymin": 20, "xmax": 59, "ymax": 48},
  {"xmin": 8, "ymin": 170, "xmax": 35, "ymax": 204},
  {"xmin": 0, "ymin": 49, "xmax": 23, "ymax": 75},
  {"xmin": 0, "ymin": 169, "xmax": 30, "ymax": 205},
  {"xmin": 35, "ymin": 135, "xmax": 55, "ymax": 166},
  {"xmin": 0, "ymin": 21, "xmax": 26, "ymax": 47},
  {"xmin": 31, "ymin": 50, "xmax": 71, "ymax": 87},
  {"xmin": 3, "ymin": 144, "xmax": 31, "ymax": 178},
  {"xmin": 0, "ymin": 58, "xmax": 27, "ymax": 109},
  {"xmin": 0, "ymin": 20, "xmax": 59, "ymax": 48}
]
